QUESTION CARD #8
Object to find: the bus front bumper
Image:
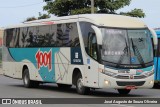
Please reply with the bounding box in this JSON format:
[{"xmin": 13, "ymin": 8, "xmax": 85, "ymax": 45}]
[{"xmin": 99, "ymin": 74, "xmax": 154, "ymax": 89}]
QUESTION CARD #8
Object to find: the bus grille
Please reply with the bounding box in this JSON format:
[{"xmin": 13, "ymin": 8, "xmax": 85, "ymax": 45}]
[
  {"xmin": 115, "ymin": 75, "xmax": 146, "ymax": 79},
  {"xmin": 134, "ymin": 75, "xmax": 146, "ymax": 79},
  {"xmin": 115, "ymin": 75, "xmax": 129, "ymax": 79},
  {"xmin": 116, "ymin": 81, "xmax": 145, "ymax": 86}
]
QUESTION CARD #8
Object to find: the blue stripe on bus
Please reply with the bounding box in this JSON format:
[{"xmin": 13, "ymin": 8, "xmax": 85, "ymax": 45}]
[{"xmin": 9, "ymin": 48, "xmax": 60, "ymax": 82}]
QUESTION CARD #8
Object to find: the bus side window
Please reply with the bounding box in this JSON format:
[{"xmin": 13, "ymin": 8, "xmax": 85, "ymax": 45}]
[{"xmin": 88, "ymin": 32, "xmax": 98, "ymax": 60}]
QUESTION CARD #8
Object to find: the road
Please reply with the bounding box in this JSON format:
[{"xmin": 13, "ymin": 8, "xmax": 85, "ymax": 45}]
[{"xmin": 0, "ymin": 68, "xmax": 160, "ymax": 107}]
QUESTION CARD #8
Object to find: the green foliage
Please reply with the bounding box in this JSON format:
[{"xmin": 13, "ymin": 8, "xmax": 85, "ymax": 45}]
[
  {"xmin": 43, "ymin": 0, "xmax": 72, "ymax": 16},
  {"xmin": 43, "ymin": 0, "xmax": 92, "ymax": 16},
  {"xmin": 25, "ymin": 17, "xmax": 37, "ymax": 22},
  {"xmin": 38, "ymin": 12, "xmax": 51, "ymax": 19},
  {"xmin": 43, "ymin": 0, "xmax": 145, "ymax": 18},
  {"xmin": 120, "ymin": 8, "xmax": 145, "ymax": 18},
  {"xmin": 97, "ymin": 0, "xmax": 131, "ymax": 14},
  {"xmin": 25, "ymin": 12, "xmax": 50, "ymax": 22},
  {"xmin": 71, "ymin": 7, "xmax": 97, "ymax": 15}
]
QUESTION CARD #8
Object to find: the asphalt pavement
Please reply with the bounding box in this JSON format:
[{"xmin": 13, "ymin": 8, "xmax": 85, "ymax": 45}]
[{"xmin": 0, "ymin": 68, "xmax": 160, "ymax": 107}]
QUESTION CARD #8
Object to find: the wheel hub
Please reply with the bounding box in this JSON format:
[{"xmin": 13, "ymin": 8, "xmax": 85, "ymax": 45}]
[
  {"xmin": 24, "ymin": 75, "xmax": 28, "ymax": 85},
  {"xmin": 77, "ymin": 78, "xmax": 83, "ymax": 90}
]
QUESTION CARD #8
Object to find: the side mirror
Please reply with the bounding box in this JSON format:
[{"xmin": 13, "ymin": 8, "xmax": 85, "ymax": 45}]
[{"xmin": 91, "ymin": 25, "xmax": 102, "ymax": 45}]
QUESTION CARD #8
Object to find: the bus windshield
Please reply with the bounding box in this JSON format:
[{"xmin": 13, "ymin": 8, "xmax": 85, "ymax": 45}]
[{"xmin": 101, "ymin": 28, "xmax": 153, "ymax": 68}]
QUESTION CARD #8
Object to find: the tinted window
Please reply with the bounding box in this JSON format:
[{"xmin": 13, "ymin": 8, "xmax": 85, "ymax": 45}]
[
  {"xmin": 56, "ymin": 23, "xmax": 79, "ymax": 47},
  {"xmin": 5, "ymin": 23, "xmax": 80, "ymax": 48},
  {"xmin": 88, "ymin": 33, "xmax": 98, "ymax": 60},
  {"xmin": 5, "ymin": 29, "xmax": 14, "ymax": 47},
  {"xmin": 80, "ymin": 22, "xmax": 98, "ymax": 59}
]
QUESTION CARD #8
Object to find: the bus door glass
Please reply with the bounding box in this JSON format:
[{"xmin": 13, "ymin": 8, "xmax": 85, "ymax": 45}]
[{"xmin": 88, "ymin": 33, "xmax": 98, "ymax": 60}]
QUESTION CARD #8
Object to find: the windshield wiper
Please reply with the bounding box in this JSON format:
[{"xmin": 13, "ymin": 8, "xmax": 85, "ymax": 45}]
[
  {"xmin": 116, "ymin": 38, "xmax": 129, "ymax": 68},
  {"xmin": 130, "ymin": 38, "xmax": 145, "ymax": 67}
]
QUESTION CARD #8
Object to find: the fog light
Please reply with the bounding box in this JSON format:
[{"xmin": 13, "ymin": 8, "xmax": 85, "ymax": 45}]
[
  {"xmin": 105, "ymin": 80, "xmax": 110, "ymax": 85},
  {"xmin": 149, "ymin": 80, "xmax": 154, "ymax": 84}
]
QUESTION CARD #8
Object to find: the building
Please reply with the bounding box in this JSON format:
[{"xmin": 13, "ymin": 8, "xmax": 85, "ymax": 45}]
[{"xmin": 0, "ymin": 28, "xmax": 3, "ymax": 46}]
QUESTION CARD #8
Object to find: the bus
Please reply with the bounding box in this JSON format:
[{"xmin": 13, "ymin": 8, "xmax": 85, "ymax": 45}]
[
  {"xmin": 2, "ymin": 14, "xmax": 155, "ymax": 95},
  {"xmin": 154, "ymin": 30, "xmax": 160, "ymax": 87}
]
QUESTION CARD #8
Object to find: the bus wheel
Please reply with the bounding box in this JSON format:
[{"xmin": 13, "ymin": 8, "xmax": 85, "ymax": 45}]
[
  {"xmin": 76, "ymin": 73, "xmax": 90, "ymax": 95},
  {"xmin": 57, "ymin": 84, "xmax": 72, "ymax": 89},
  {"xmin": 23, "ymin": 69, "xmax": 39, "ymax": 88},
  {"xmin": 117, "ymin": 89, "xmax": 131, "ymax": 95},
  {"xmin": 153, "ymin": 83, "xmax": 159, "ymax": 88}
]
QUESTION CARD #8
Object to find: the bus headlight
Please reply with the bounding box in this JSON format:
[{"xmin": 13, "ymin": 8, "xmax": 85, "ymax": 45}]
[
  {"xmin": 105, "ymin": 80, "xmax": 110, "ymax": 85},
  {"xmin": 102, "ymin": 70, "xmax": 116, "ymax": 77},
  {"xmin": 144, "ymin": 70, "xmax": 154, "ymax": 77},
  {"xmin": 149, "ymin": 80, "xmax": 154, "ymax": 84}
]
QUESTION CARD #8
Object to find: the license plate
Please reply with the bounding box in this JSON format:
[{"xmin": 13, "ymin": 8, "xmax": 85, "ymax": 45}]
[{"xmin": 125, "ymin": 86, "xmax": 136, "ymax": 89}]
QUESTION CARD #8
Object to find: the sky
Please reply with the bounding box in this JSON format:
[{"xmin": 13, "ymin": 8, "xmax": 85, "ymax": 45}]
[{"xmin": 0, "ymin": 0, "xmax": 160, "ymax": 28}]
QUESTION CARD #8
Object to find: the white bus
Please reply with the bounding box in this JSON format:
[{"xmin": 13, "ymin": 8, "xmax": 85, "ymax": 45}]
[{"xmin": 2, "ymin": 14, "xmax": 155, "ymax": 95}]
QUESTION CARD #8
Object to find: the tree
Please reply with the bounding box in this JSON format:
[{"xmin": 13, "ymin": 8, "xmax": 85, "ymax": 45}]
[
  {"xmin": 43, "ymin": 0, "xmax": 145, "ymax": 18},
  {"xmin": 25, "ymin": 17, "xmax": 37, "ymax": 22},
  {"xmin": 24, "ymin": 12, "xmax": 51, "ymax": 22},
  {"xmin": 38, "ymin": 12, "xmax": 51, "ymax": 19},
  {"xmin": 120, "ymin": 8, "xmax": 145, "ymax": 18}
]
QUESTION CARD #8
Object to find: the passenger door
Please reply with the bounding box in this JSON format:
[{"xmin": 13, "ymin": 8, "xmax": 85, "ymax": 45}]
[{"xmin": 84, "ymin": 32, "xmax": 99, "ymax": 88}]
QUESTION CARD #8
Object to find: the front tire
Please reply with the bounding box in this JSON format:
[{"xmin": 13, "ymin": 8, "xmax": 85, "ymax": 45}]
[
  {"xmin": 118, "ymin": 89, "xmax": 131, "ymax": 95},
  {"xmin": 22, "ymin": 69, "xmax": 39, "ymax": 88},
  {"xmin": 76, "ymin": 73, "xmax": 90, "ymax": 95},
  {"xmin": 153, "ymin": 82, "xmax": 160, "ymax": 88}
]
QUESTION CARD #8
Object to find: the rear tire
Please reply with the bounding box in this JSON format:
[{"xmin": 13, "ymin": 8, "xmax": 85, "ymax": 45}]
[
  {"xmin": 22, "ymin": 69, "xmax": 39, "ymax": 88},
  {"xmin": 118, "ymin": 89, "xmax": 131, "ymax": 95},
  {"xmin": 76, "ymin": 73, "xmax": 90, "ymax": 95}
]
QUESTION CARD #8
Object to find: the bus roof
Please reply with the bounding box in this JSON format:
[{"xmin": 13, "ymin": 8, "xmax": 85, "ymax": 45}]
[{"xmin": 4, "ymin": 14, "xmax": 147, "ymax": 29}]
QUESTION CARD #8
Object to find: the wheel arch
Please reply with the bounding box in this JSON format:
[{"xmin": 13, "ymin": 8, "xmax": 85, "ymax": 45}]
[
  {"xmin": 72, "ymin": 67, "xmax": 83, "ymax": 85},
  {"xmin": 22, "ymin": 65, "xmax": 28, "ymax": 78}
]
